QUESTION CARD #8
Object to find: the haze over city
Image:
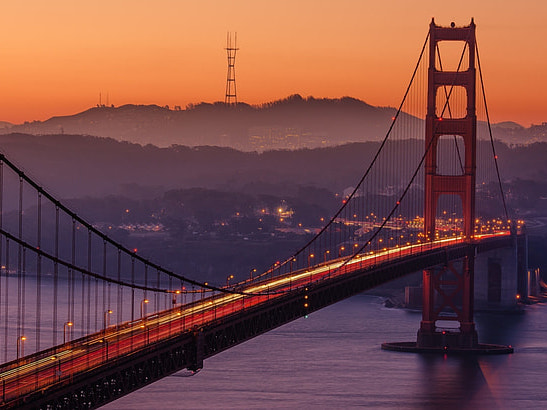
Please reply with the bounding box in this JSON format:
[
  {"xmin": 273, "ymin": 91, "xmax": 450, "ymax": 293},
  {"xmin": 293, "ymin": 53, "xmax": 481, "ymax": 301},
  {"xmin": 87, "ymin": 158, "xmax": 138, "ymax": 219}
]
[{"xmin": 1, "ymin": 0, "xmax": 545, "ymax": 126}]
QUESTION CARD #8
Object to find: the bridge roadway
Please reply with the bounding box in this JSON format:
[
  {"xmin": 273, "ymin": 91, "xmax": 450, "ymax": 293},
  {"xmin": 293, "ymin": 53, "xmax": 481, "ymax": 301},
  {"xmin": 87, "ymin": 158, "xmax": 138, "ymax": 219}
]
[{"xmin": 0, "ymin": 232, "xmax": 515, "ymax": 409}]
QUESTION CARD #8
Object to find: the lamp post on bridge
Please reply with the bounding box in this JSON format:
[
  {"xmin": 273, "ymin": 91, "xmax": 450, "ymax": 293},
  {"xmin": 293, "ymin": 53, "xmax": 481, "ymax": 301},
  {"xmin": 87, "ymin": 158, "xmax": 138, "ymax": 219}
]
[
  {"xmin": 63, "ymin": 322, "xmax": 73, "ymax": 344},
  {"xmin": 338, "ymin": 246, "xmax": 345, "ymax": 258},
  {"xmin": 172, "ymin": 290, "xmax": 181, "ymax": 306},
  {"xmin": 249, "ymin": 268, "xmax": 257, "ymax": 280},
  {"xmin": 16, "ymin": 336, "xmax": 26, "ymax": 360},
  {"xmin": 103, "ymin": 309, "xmax": 113, "ymax": 331},
  {"xmin": 226, "ymin": 274, "xmax": 234, "ymax": 287},
  {"xmin": 202, "ymin": 283, "xmax": 207, "ymax": 302},
  {"xmin": 324, "ymin": 250, "xmax": 330, "ymax": 263},
  {"xmin": 140, "ymin": 299, "xmax": 149, "ymax": 319},
  {"xmin": 102, "ymin": 310, "xmax": 113, "ymax": 362},
  {"xmin": 307, "ymin": 253, "xmax": 314, "ymax": 269},
  {"xmin": 290, "ymin": 258, "xmax": 296, "ymax": 273}
]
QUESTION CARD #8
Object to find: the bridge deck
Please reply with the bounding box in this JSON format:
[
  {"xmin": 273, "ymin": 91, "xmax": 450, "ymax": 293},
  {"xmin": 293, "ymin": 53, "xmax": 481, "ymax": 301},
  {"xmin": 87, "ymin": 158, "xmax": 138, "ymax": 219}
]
[{"xmin": 0, "ymin": 233, "xmax": 515, "ymax": 409}]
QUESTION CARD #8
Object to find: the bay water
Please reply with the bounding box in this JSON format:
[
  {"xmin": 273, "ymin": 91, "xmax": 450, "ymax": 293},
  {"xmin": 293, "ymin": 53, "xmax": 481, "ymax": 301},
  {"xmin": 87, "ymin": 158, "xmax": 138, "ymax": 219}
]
[{"xmin": 103, "ymin": 294, "xmax": 547, "ymax": 409}]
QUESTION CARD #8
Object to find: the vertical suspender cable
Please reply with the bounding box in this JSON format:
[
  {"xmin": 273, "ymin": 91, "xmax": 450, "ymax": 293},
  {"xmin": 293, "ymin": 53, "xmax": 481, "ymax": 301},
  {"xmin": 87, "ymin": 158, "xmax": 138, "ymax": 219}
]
[
  {"xmin": 87, "ymin": 230, "xmax": 92, "ymax": 334},
  {"xmin": 155, "ymin": 269, "xmax": 160, "ymax": 312},
  {"xmin": 70, "ymin": 219, "xmax": 76, "ymax": 326},
  {"xmin": 144, "ymin": 265, "xmax": 148, "ymax": 306},
  {"xmin": 17, "ymin": 177, "xmax": 23, "ymax": 351},
  {"xmin": 131, "ymin": 257, "xmax": 135, "ymax": 322},
  {"xmin": 117, "ymin": 248, "xmax": 122, "ymax": 324},
  {"xmin": 22, "ymin": 248, "xmax": 26, "ymax": 351},
  {"xmin": 53, "ymin": 206, "xmax": 59, "ymax": 345},
  {"xmin": 4, "ymin": 240, "xmax": 9, "ymax": 361},
  {"xmin": 0, "ymin": 161, "xmax": 3, "ymax": 360},
  {"xmin": 36, "ymin": 193, "xmax": 42, "ymax": 351},
  {"xmin": 80, "ymin": 270, "xmax": 85, "ymax": 338},
  {"xmin": 103, "ymin": 239, "xmax": 107, "ymax": 322}
]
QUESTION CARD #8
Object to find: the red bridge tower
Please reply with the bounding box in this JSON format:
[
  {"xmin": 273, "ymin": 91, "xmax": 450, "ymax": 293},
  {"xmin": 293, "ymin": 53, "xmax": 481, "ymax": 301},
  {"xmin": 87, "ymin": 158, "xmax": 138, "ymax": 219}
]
[
  {"xmin": 418, "ymin": 19, "xmax": 478, "ymax": 348},
  {"xmin": 382, "ymin": 19, "xmax": 513, "ymax": 354}
]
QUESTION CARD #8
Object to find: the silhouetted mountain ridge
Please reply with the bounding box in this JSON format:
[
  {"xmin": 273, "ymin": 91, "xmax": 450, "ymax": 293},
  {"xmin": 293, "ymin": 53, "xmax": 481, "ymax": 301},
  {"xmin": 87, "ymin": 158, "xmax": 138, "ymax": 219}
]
[
  {"xmin": 0, "ymin": 95, "xmax": 407, "ymax": 150},
  {"xmin": 1, "ymin": 95, "xmax": 543, "ymax": 148}
]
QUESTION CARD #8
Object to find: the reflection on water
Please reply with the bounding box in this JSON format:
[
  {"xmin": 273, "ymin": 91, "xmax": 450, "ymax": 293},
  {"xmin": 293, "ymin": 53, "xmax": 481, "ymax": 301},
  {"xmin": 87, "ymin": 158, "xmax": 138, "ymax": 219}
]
[
  {"xmin": 417, "ymin": 355, "xmax": 494, "ymax": 408},
  {"xmin": 97, "ymin": 295, "xmax": 547, "ymax": 409}
]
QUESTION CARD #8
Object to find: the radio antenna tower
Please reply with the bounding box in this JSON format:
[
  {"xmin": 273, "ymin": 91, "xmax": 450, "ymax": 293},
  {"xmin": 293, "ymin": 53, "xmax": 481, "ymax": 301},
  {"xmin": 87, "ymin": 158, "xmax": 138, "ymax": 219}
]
[{"xmin": 225, "ymin": 32, "xmax": 239, "ymax": 106}]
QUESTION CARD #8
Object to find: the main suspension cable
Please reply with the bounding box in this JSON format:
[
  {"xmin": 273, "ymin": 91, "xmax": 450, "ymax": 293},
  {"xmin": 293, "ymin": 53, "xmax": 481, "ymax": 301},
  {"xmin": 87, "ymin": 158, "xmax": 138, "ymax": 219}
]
[
  {"xmin": 476, "ymin": 42, "xmax": 509, "ymax": 220},
  {"xmin": 333, "ymin": 30, "xmax": 472, "ymax": 273},
  {"xmin": 252, "ymin": 30, "xmax": 431, "ymax": 280}
]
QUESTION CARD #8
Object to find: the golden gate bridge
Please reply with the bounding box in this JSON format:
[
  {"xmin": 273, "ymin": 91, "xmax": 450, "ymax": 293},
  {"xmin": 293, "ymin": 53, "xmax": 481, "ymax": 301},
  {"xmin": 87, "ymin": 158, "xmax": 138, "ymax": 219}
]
[{"xmin": 0, "ymin": 19, "xmax": 527, "ymax": 409}]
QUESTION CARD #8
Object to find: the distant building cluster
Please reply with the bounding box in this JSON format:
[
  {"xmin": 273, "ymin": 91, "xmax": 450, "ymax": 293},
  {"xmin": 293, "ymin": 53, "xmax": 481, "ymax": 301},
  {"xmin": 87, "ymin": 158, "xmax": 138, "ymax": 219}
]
[{"xmin": 248, "ymin": 126, "xmax": 329, "ymax": 151}]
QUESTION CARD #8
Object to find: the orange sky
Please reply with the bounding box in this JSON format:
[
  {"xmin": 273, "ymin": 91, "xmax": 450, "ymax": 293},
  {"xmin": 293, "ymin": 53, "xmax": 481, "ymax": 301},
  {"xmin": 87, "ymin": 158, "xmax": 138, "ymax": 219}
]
[{"xmin": 0, "ymin": 0, "xmax": 545, "ymax": 126}]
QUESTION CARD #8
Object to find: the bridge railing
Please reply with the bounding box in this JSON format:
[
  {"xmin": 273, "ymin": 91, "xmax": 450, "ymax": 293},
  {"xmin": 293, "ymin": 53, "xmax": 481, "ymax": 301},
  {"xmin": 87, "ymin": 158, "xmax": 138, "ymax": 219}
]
[
  {"xmin": 238, "ymin": 222, "xmax": 514, "ymax": 292},
  {"xmin": 0, "ymin": 229, "xmax": 518, "ymax": 406}
]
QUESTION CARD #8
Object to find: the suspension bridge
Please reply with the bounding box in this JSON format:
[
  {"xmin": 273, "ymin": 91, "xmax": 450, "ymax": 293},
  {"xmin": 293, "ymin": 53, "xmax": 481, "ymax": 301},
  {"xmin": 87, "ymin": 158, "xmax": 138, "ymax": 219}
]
[{"xmin": 0, "ymin": 19, "xmax": 527, "ymax": 409}]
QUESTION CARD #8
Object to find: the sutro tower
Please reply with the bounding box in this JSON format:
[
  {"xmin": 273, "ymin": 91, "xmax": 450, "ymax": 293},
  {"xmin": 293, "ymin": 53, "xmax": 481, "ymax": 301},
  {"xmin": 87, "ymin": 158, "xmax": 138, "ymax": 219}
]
[{"xmin": 225, "ymin": 32, "xmax": 239, "ymax": 106}]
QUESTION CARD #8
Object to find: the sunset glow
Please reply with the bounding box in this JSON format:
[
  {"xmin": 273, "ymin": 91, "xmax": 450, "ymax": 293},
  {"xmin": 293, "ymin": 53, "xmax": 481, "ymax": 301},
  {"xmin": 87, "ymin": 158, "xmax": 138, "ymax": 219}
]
[{"xmin": 0, "ymin": 0, "xmax": 545, "ymax": 125}]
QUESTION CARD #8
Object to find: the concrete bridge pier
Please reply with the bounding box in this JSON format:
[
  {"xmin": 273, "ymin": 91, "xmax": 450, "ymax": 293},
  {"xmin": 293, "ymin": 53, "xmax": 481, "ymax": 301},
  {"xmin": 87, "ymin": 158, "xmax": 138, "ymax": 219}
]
[
  {"xmin": 383, "ymin": 234, "xmax": 525, "ymax": 354},
  {"xmin": 474, "ymin": 234, "xmax": 527, "ymax": 311}
]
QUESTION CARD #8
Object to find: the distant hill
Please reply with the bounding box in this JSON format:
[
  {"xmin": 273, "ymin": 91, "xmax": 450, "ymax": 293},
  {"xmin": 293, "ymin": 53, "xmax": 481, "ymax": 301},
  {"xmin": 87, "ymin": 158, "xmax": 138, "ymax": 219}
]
[
  {"xmin": 493, "ymin": 121, "xmax": 524, "ymax": 130},
  {"xmin": 1, "ymin": 95, "xmax": 543, "ymax": 149},
  {"xmin": 0, "ymin": 95, "xmax": 414, "ymax": 150},
  {"xmin": 490, "ymin": 121, "xmax": 547, "ymax": 144}
]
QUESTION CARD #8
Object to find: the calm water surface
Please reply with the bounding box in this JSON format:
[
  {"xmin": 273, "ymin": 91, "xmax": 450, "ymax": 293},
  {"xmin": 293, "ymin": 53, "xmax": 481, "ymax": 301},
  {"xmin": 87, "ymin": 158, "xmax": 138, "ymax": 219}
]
[{"xmin": 104, "ymin": 295, "xmax": 547, "ymax": 409}]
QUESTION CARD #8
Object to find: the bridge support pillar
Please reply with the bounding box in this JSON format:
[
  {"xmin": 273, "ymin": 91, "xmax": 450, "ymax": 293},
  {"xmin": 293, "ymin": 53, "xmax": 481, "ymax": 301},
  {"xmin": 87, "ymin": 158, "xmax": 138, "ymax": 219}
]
[
  {"xmin": 416, "ymin": 253, "xmax": 478, "ymax": 350},
  {"xmin": 187, "ymin": 327, "xmax": 204, "ymax": 372},
  {"xmin": 474, "ymin": 235, "xmax": 523, "ymax": 310}
]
